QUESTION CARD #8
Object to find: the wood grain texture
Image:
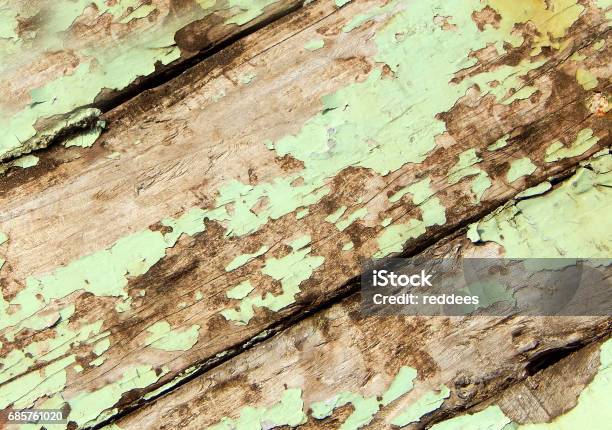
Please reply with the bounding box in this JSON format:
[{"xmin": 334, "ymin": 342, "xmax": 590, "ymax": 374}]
[
  {"xmin": 0, "ymin": 0, "xmax": 302, "ymax": 161},
  {"xmin": 0, "ymin": 0, "xmax": 610, "ymax": 427}
]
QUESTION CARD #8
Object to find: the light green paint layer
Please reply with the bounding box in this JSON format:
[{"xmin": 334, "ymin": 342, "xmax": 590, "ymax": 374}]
[
  {"xmin": 515, "ymin": 181, "xmax": 551, "ymax": 199},
  {"xmin": 304, "ymin": 38, "xmax": 325, "ymax": 51},
  {"xmin": 576, "ymin": 67, "xmax": 598, "ymax": 90},
  {"xmin": 221, "ymin": 236, "xmax": 324, "ymax": 324},
  {"xmin": 488, "ymin": 134, "xmax": 510, "ymax": 151},
  {"xmin": 207, "ymin": 388, "xmax": 307, "ymax": 430},
  {"xmin": 311, "ymin": 366, "xmax": 417, "ymax": 429},
  {"xmin": 468, "ymin": 154, "xmax": 612, "ymax": 258},
  {"xmin": 391, "ymin": 385, "xmax": 450, "ymax": 426},
  {"xmin": 375, "ymin": 177, "xmax": 445, "ymax": 258},
  {"xmin": 506, "ymin": 157, "xmax": 536, "ymax": 183},
  {"xmin": 544, "ymin": 128, "xmax": 600, "ymax": 163},
  {"xmin": 12, "ymin": 155, "xmax": 39, "ymax": 168},
  {"xmin": 227, "ymin": 280, "xmax": 255, "ymax": 300},
  {"xmin": 145, "ymin": 321, "xmax": 200, "ymax": 351},
  {"xmin": 431, "ymin": 338, "xmax": 612, "ymax": 429},
  {"xmin": 225, "ymin": 245, "xmax": 269, "ymax": 271}
]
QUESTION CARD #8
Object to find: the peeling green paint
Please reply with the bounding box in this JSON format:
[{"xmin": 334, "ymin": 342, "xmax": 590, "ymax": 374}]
[
  {"xmin": 448, "ymin": 149, "xmax": 482, "ymax": 185},
  {"xmin": 544, "ymin": 128, "xmax": 600, "ymax": 163},
  {"xmin": 381, "ymin": 366, "xmax": 417, "ymax": 406},
  {"xmin": 391, "ymin": 385, "xmax": 450, "ymax": 426},
  {"xmin": 431, "ymin": 338, "xmax": 612, "ymax": 429},
  {"xmin": 342, "ymin": 241, "xmax": 354, "ymax": 251},
  {"xmin": 488, "ymin": 134, "xmax": 510, "ymax": 151},
  {"xmin": 68, "ymin": 365, "xmax": 163, "ymax": 426},
  {"xmin": 12, "ymin": 155, "xmax": 39, "ymax": 168},
  {"xmin": 515, "ymin": 181, "xmax": 551, "ymax": 199},
  {"xmin": 335, "ymin": 0, "xmax": 352, "ymax": 7},
  {"xmin": 0, "ymin": 231, "xmax": 7, "ymax": 245},
  {"xmin": 311, "ymin": 366, "xmax": 417, "ymax": 429},
  {"xmin": 576, "ymin": 67, "xmax": 598, "ymax": 90},
  {"xmin": 468, "ymin": 155, "xmax": 612, "ymax": 258},
  {"xmin": 325, "ymin": 206, "xmax": 347, "ymax": 223},
  {"xmin": 304, "ymin": 38, "xmax": 325, "ymax": 51},
  {"xmin": 221, "ymin": 236, "xmax": 324, "ymax": 324},
  {"xmin": 145, "ymin": 321, "xmax": 200, "ymax": 351},
  {"xmin": 63, "ymin": 122, "xmax": 105, "ymax": 148},
  {"xmin": 506, "ymin": 157, "xmax": 536, "ymax": 183},
  {"xmin": 227, "ymin": 280, "xmax": 255, "ymax": 300},
  {"xmin": 1, "ymin": 0, "xmax": 287, "ymax": 161},
  {"xmin": 239, "ymin": 72, "xmax": 257, "ymax": 85},
  {"xmin": 207, "ymin": 388, "xmax": 307, "ymax": 430},
  {"xmin": 375, "ymin": 177, "xmax": 445, "ymax": 258},
  {"xmin": 225, "ymin": 246, "xmax": 269, "ymax": 271}
]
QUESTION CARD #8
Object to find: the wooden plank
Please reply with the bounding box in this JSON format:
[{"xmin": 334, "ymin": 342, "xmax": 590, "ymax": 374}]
[
  {"xmin": 424, "ymin": 336, "xmax": 611, "ymax": 429},
  {"xmin": 107, "ymin": 160, "xmax": 612, "ymax": 429},
  {"xmin": 0, "ymin": 0, "xmax": 303, "ymax": 161},
  {"xmin": 0, "ymin": 0, "xmax": 610, "ymax": 427}
]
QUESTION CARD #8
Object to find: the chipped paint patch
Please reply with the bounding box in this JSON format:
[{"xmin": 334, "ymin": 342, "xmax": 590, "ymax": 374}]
[
  {"xmin": 207, "ymin": 388, "xmax": 307, "ymax": 430},
  {"xmin": 221, "ymin": 236, "xmax": 324, "ymax": 324},
  {"xmin": 304, "ymin": 38, "xmax": 325, "ymax": 51},
  {"xmin": 145, "ymin": 321, "xmax": 200, "ymax": 352},
  {"xmin": 225, "ymin": 246, "xmax": 269, "ymax": 271},
  {"xmin": 544, "ymin": 128, "xmax": 600, "ymax": 163},
  {"xmin": 488, "ymin": 134, "xmax": 510, "ymax": 151},
  {"xmin": 515, "ymin": 181, "xmax": 551, "ymax": 199},
  {"xmin": 506, "ymin": 157, "xmax": 536, "ymax": 183},
  {"xmin": 12, "ymin": 154, "xmax": 39, "ymax": 168},
  {"xmin": 468, "ymin": 155, "xmax": 612, "ymax": 258},
  {"xmin": 227, "ymin": 280, "xmax": 255, "ymax": 300},
  {"xmin": 576, "ymin": 67, "xmax": 598, "ymax": 90},
  {"xmin": 391, "ymin": 385, "xmax": 450, "ymax": 426}
]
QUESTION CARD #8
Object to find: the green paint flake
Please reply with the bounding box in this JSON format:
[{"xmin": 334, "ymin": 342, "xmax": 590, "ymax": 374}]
[
  {"xmin": 342, "ymin": 241, "xmax": 354, "ymax": 251},
  {"xmin": 375, "ymin": 177, "xmax": 445, "ymax": 258},
  {"xmin": 471, "ymin": 171, "xmax": 492, "ymax": 203},
  {"xmin": 227, "ymin": 280, "xmax": 254, "ymax": 300},
  {"xmin": 225, "ymin": 0, "xmax": 279, "ymax": 26},
  {"xmin": 325, "ymin": 206, "xmax": 347, "ymax": 224},
  {"xmin": 0, "ymin": 355, "xmax": 75, "ymax": 409},
  {"xmin": 381, "ymin": 366, "xmax": 417, "ymax": 406},
  {"xmin": 221, "ymin": 236, "xmax": 324, "ymax": 324},
  {"xmin": 593, "ymin": 39, "xmax": 605, "ymax": 50},
  {"xmin": 296, "ymin": 208, "xmax": 309, "ymax": 219},
  {"xmin": 336, "ymin": 207, "xmax": 368, "ymax": 231},
  {"xmin": 225, "ymin": 245, "xmax": 269, "ymax": 271},
  {"xmin": 67, "ymin": 365, "xmax": 162, "ymax": 426},
  {"xmin": 570, "ymin": 51, "xmax": 586, "ymax": 61},
  {"xmin": 488, "ymin": 134, "xmax": 510, "ymax": 151},
  {"xmin": 391, "ymin": 385, "xmax": 450, "ymax": 426},
  {"xmin": 239, "ymin": 72, "xmax": 257, "ymax": 85},
  {"xmin": 145, "ymin": 321, "xmax": 200, "ymax": 352},
  {"xmin": 515, "ymin": 181, "xmax": 551, "ymax": 199},
  {"xmin": 63, "ymin": 123, "xmax": 105, "ymax": 148},
  {"xmin": 0, "ymin": 231, "xmax": 7, "ymax": 245},
  {"xmin": 304, "ymin": 38, "xmax": 325, "ymax": 51},
  {"xmin": 576, "ymin": 67, "xmax": 598, "ymax": 90},
  {"xmin": 93, "ymin": 338, "xmax": 111, "ymax": 356},
  {"xmin": 311, "ymin": 392, "xmax": 380, "ymax": 430},
  {"xmin": 448, "ymin": 149, "xmax": 482, "ymax": 184},
  {"xmin": 206, "ymin": 388, "xmax": 307, "ymax": 430},
  {"xmin": 468, "ymin": 155, "xmax": 612, "ymax": 258},
  {"xmin": 381, "ymin": 217, "xmax": 392, "ymax": 227},
  {"xmin": 336, "ymin": 0, "xmax": 352, "ymax": 7},
  {"xmin": 503, "ymin": 85, "xmax": 537, "ymax": 105},
  {"xmin": 506, "ymin": 157, "xmax": 536, "ymax": 183},
  {"xmin": 12, "ymin": 155, "xmax": 39, "ymax": 168},
  {"xmin": 544, "ymin": 128, "xmax": 600, "ymax": 163}
]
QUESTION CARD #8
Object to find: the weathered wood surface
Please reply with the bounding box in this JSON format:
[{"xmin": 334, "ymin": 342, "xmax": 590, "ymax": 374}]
[
  {"xmin": 0, "ymin": 0, "xmax": 610, "ymax": 427},
  {"xmin": 0, "ymin": 0, "xmax": 303, "ymax": 161},
  {"xmin": 107, "ymin": 159, "xmax": 612, "ymax": 430}
]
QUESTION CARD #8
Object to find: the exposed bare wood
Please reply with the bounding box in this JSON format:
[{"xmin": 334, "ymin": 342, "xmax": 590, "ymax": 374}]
[{"xmin": 0, "ymin": 0, "xmax": 610, "ymax": 427}]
